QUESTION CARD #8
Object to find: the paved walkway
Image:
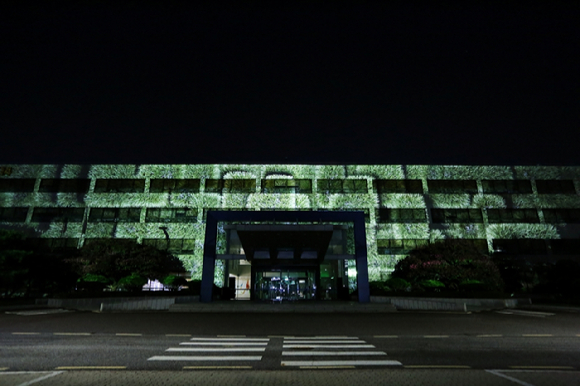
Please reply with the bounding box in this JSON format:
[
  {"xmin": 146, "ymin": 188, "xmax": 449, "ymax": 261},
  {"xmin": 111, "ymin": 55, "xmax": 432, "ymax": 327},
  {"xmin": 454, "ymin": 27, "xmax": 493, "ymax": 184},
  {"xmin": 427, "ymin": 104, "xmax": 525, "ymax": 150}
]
[
  {"xmin": 2, "ymin": 369, "xmax": 579, "ymax": 386},
  {"xmin": 169, "ymin": 301, "xmax": 397, "ymax": 313}
]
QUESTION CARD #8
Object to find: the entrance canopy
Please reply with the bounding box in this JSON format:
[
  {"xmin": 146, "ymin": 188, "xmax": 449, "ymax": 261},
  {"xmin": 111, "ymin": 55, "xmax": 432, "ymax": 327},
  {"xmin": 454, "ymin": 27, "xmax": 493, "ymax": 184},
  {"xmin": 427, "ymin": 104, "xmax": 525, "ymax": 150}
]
[
  {"xmin": 201, "ymin": 210, "xmax": 369, "ymax": 303},
  {"xmin": 236, "ymin": 224, "xmax": 334, "ymax": 264}
]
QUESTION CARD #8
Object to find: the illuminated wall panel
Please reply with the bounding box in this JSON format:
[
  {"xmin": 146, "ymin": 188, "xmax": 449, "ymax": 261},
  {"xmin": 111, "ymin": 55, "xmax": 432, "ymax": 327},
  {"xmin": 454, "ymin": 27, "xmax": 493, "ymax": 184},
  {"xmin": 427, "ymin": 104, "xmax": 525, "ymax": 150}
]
[{"xmin": 1, "ymin": 164, "xmax": 579, "ymax": 281}]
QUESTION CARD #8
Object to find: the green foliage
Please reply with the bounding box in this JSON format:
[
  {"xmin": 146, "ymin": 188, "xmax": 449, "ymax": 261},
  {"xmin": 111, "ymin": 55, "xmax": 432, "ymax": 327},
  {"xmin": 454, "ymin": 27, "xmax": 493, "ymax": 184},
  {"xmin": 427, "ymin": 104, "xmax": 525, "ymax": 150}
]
[
  {"xmin": 161, "ymin": 275, "xmax": 188, "ymax": 290},
  {"xmin": 386, "ymin": 277, "xmax": 411, "ymax": 291},
  {"xmin": 71, "ymin": 239, "xmax": 185, "ymax": 283},
  {"xmin": 419, "ymin": 279, "xmax": 445, "ymax": 290},
  {"xmin": 80, "ymin": 274, "xmax": 110, "ymax": 283},
  {"xmin": 117, "ymin": 273, "xmax": 148, "ymax": 291},
  {"xmin": 0, "ymin": 230, "xmax": 32, "ymax": 297},
  {"xmin": 392, "ymin": 239, "xmax": 504, "ymax": 292}
]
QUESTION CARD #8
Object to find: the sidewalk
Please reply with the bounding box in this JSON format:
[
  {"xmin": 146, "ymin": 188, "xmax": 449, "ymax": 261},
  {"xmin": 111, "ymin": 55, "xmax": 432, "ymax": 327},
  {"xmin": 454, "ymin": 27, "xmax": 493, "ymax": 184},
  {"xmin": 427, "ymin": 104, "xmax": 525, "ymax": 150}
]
[
  {"xmin": 169, "ymin": 300, "xmax": 397, "ymax": 313},
  {"xmin": 2, "ymin": 369, "xmax": 579, "ymax": 386}
]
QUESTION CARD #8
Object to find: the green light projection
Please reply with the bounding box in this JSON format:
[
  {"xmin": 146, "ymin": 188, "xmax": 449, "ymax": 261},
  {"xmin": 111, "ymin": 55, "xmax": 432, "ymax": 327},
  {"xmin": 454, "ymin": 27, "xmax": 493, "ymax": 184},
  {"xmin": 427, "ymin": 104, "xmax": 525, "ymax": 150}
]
[{"xmin": 0, "ymin": 164, "xmax": 579, "ymax": 282}]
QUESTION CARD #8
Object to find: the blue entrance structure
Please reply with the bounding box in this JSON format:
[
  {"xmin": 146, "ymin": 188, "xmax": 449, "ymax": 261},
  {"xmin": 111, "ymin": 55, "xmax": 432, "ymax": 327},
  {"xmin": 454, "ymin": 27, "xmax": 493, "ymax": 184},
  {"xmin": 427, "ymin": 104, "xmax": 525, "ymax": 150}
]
[{"xmin": 201, "ymin": 210, "xmax": 370, "ymax": 303}]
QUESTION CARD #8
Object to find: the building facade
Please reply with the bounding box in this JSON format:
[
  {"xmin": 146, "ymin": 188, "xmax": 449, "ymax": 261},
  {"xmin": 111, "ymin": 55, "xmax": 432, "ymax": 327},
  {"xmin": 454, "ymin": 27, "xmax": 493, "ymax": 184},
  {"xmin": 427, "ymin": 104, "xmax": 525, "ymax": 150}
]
[{"xmin": 1, "ymin": 164, "xmax": 579, "ymax": 301}]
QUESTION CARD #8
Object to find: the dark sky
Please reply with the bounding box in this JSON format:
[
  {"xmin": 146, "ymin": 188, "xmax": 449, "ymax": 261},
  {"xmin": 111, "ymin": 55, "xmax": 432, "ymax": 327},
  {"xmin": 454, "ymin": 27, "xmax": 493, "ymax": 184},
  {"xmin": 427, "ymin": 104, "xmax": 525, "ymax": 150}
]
[{"xmin": 1, "ymin": 1, "xmax": 579, "ymax": 166}]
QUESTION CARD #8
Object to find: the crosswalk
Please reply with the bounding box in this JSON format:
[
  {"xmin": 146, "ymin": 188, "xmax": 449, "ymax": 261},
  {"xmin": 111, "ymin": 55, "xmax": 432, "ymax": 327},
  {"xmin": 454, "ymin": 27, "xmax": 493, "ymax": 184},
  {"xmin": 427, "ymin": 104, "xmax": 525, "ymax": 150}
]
[
  {"xmin": 281, "ymin": 336, "xmax": 402, "ymax": 368},
  {"xmin": 148, "ymin": 337, "xmax": 268, "ymax": 363},
  {"xmin": 148, "ymin": 335, "xmax": 402, "ymax": 369}
]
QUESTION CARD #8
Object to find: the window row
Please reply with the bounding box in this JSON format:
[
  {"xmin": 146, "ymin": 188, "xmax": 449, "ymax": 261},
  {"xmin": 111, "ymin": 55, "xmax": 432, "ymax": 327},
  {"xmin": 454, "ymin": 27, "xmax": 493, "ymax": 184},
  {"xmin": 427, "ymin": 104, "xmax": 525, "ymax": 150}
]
[
  {"xmin": 3, "ymin": 206, "xmax": 580, "ymax": 224},
  {"xmin": 142, "ymin": 238, "xmax": 196, "ymax": 253},
  {"xmin": 1, "ymin": 177, "xmax": 577, "ymax": 195},
  {"xmin": 377, "ymin": 239, "xmax": 488, "ymax": 254},
  {"xmin": 493, "ymin": 239, "xmax": 580, "ymax": 255}
]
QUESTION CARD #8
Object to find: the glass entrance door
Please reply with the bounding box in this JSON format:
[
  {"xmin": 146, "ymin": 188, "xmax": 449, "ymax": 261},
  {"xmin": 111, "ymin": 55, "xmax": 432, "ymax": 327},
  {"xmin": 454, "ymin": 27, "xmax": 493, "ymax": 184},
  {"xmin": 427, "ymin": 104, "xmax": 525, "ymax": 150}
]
[{"xmin": 254, "ymin": 269, "xmax": 317, "ymax": 301}]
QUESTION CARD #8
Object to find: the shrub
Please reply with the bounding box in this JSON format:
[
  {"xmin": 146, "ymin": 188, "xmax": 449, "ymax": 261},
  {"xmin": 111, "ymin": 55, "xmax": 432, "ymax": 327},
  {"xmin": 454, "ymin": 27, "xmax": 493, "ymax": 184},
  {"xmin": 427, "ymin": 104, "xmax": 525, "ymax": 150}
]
[
  {"xmin": 162, "ymin": 275, "xmax": 188, "ymax": 290},
  {"xmin": 117, "ymin": 273, "xmax": 148, "ymax": 292},
  {"xmin": 385, "ymin": 277, "xmax": 411, "ymax": 292},
  {"xmin": 392, "ymin": 239, "xmax": 504, "ymax": 292}
]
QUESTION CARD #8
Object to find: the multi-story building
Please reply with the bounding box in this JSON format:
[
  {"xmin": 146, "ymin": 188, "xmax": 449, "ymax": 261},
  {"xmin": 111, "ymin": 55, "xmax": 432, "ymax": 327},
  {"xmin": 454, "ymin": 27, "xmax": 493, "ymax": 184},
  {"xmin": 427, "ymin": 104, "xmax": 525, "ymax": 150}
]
[{"xmin": 1, "ymin": 164, "xmax": 579, "ymax": 302}]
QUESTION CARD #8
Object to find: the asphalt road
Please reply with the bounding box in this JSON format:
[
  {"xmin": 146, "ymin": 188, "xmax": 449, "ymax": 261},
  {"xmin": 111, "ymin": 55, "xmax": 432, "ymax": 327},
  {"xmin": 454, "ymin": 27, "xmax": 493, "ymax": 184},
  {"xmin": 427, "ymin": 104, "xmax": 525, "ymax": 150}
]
[{"xmin": 1, "ymin": 309, "xmax": 579, "ymax": 372}]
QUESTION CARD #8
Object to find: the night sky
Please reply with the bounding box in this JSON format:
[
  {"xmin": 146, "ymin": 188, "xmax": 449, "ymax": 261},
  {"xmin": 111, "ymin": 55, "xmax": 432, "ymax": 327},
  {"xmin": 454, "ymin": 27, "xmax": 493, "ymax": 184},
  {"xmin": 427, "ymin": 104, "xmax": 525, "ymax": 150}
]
[{"xmin": 1, "ymin": 1, "xmax": 579, "ymax": 166}]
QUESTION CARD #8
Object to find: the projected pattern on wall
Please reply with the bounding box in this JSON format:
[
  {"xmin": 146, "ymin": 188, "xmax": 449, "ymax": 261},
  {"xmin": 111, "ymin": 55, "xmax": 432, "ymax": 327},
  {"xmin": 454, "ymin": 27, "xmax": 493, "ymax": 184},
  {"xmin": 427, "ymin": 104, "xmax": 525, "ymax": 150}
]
[{"xmin": 1, "ymin": 164, "xmax": 579, "ymax": 282}]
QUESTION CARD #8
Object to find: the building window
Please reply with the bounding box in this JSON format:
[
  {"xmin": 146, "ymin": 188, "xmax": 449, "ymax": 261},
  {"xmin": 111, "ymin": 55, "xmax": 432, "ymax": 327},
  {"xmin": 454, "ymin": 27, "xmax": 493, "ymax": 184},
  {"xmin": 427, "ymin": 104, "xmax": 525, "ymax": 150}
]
[
  {"xmin": 431, "ymin": 209, "xmax": 483, "ymax": 223},
  {"xmin": 486, "ymin": 209, "xmax": 539, "ymax": 223},
  {"xmin": 261, "ymin": 179, "xmax": 312, "ymax": 194},
  {"xmin": 0, "ymin": 179, "xmax": 35, "ymax": 192},
  {"xmin": 94, "ymin": 179, "xmax": 145, "ymax": 193},
  {"xmin": 492, "ymin": 239, "xmax": 547, "ymax": 255},
  {"xmin": 373, "ymin": 179, "xmax": 423, "ymax": 194},
  {"xmin": 551, "ymin": 239, "xmax": 580, "ymax": 255},
  {"xmin": 377, "ymin": 239, "xmax": 429, "ymax": 254},
  {"xmin": 143, "ymin": 238, "xmax": 196, "ymax": 253},
  {"xmin": 427, "ymin": 180, "xmax": 478, "ymax": 194},
  {"xmin": 543, "ymin": 209, "xmax": 580, "ymax": 224},
  {"xmin": 88, "ymin": 208, "xmax": 141, "ymax": 222},
  {"xmin": 31, "ymin": 238, "xmax": 79, "ymax": 250},
  {"xmin": 378, "ymin": 208, "xmax": 426, "ymax": 223},
  {"xmin": 317, "ymin": 179, "xmax": 367, "ymax": 194},
  {"xmin": 39, "ymin": 179, "xmax": 91, "ymax": 193},
  {"xmin": 31, "ymin": 208, "xmax": 85, "ymax": 222},
  {"xmin": 481, "ymin": 180, "xmax": 533, "ymax": 194},
  {"xmin": 0, "ymin": 207, "xmax": 28, "ymax": 222},
  {"xmin": 0, "ymin": 166, "xmax": 13, "ymax": 176},
  {"xmin": 149, "ymin": 179, "xmax": 200, "ymax": 193},
  {"xmin": 145, "ymin": 208, "xmax": 198, "ymax": 223},
  {"xmin": 535, "ymin": 180, "xmax": 576, "ymax": 194},
  {"xmin": 205, "ymin": 179, "xmax": 256, "ymax": 193}
]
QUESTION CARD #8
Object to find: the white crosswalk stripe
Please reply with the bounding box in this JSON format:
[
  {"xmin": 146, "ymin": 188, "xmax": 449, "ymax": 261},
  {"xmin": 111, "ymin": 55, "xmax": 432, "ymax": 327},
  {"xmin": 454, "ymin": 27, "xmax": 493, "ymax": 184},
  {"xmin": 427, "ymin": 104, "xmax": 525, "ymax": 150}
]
[
  {"xmin": 281, "ymin": 336, "xmax": 402, "ymax": 368},
  {"xmin": 147, "ymin": 337, "xmax": 269, "ymax": 363}
]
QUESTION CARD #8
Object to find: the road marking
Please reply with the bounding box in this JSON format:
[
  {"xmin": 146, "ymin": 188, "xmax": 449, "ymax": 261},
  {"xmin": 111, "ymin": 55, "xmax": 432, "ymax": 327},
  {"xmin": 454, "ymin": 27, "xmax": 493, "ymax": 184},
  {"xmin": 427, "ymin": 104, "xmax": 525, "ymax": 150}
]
[
  {"xmin": 148, "ymin": 356, "xmax": 262, "ymax": 361},
  {"xmin": 283, "ymin": 351, "xmax": 387, "ymax": 356},
  {"xmin": 53, "ymin": 332, "xmax": 91, "ymax": 336},
  {"xmin": 521, "ymin": 334, "xmax": 553, "ymax": 337},
  {"xmin": 282, "ymin": 360, "xmax": 402, "ymax": 367},
  {"xmin": 12, "ymin": 332, "xmax": 40, "ymax": 335},
  {"xmin": 509, "ymin": 366, "xmax": 574, "ymax": 369},
  {"xmin": 168, "ymin": 348, "xmax": 265, "ymax": 352},
  {"xmin": 299, "ymin": 366, "xmax": 356, "ymax": 369},
  {"xmin": 477, "ymin": 334, "xmax": 503, "ymax": 338},
  {"xmin": 424, "ymin": 335, "xmax": 449, "ymax": 338},
  {"xmin": 486, "ymin": 369, "xmax": 536, "ymax": 386},
  {"xmin": 115, "ymin": 333, "xmax": 142, "ymax": 336},
  {"xmin": 283, "ymin": 344, "xmax": 375, "ymax": 348},
  {"xmin": 405, "ymin": 365, "xmax": 471, "ymax": 369},
  {"xmin": 55, "ymin": 366, "xmax": 126, "ymax": 370},
  {"xmin": 284, "ymin": 340, "xmax": 366, "ymax": 344},
  {"xmin": 181, "ymin": 342, "xmax": 268, "ymax": 346},
  {"xmin": 0, "ymin": 371, "xmax": 64, "ymax": 386},
  {"xmin": 374, "ymin": 335, "xmax": 398, "ymax": 338},
  {"xmin": 189, "ymin": 337, "xmax": 269, "ymax": 341},
  {"xmin": 496, "ymin": 310, "xmax": 555, "ymax": 318},
  {"xmin": 217, "ymin": 335, "xmax": 246, "ymax": 338},
  {"xmin": 5, "ymin": 309, "xmax": 72, "ymax": 316},
  {"xmin": 166, "ymin": 334, "xmax": 191, "ymax": 337},
  {"xmin": 284, "ymin": 336, "xmax": 356, "ymax": 339},
  {"xmin": 183, "ymin": 366, "xmax": 252, "ymax": 369}
]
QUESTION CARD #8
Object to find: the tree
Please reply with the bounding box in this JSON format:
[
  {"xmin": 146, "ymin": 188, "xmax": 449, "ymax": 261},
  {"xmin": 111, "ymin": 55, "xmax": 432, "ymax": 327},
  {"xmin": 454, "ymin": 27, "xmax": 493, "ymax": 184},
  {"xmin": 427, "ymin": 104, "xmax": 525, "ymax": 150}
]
[
  {"xmin": 0, "ymin": 229, "xmax": 31, "ymax": 297},
  {"xmin": 71, "ymin": 239, "xmax": 185, "ymax": 290},
  {"xmin": 392, "ymin": 238, "xmax": 504, "ymax": 292}
]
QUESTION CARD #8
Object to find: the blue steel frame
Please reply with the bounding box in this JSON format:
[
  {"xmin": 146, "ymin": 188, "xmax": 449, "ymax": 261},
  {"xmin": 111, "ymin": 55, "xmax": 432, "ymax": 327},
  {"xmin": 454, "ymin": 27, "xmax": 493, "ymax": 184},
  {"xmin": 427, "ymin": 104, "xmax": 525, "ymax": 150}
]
[{"xmin": 201, "ymin": 210, "xmax": 370, "ymax": 303}]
